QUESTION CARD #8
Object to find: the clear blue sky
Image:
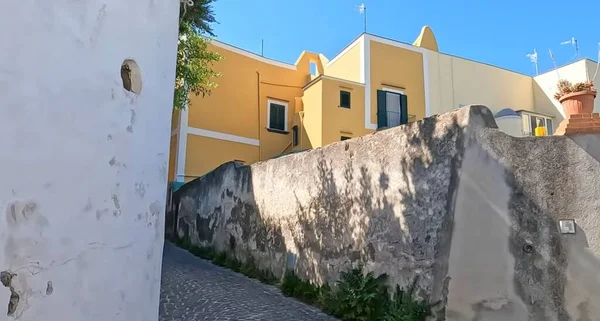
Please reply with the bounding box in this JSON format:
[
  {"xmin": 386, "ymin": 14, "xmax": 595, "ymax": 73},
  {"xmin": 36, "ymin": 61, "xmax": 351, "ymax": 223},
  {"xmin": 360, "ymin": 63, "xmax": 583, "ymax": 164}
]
[{"xmin": 211, "ymin": 0, "xmax": 599, "ymax": 76}]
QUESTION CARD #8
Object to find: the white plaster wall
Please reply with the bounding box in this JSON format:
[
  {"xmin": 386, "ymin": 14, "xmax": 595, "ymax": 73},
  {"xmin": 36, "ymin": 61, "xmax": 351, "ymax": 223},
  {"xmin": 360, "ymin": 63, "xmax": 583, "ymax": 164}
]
[
  {"xmin": 585, "ymin": 59, "xmax": 600, "ymax": 111},
  {"xmin": 446, "ymin": 143, "xmax": 529, "ymax": 320},
  {"xmin": 533, "ymin": 59, "xmax": 590, "ymax": 121},
  {"xmin": 427, "ymin": 51, "xmax": 535, "ymax": 116},
  {"xmin": 0, "ymin": 1, "xmax": 179, "ymax": 320}
]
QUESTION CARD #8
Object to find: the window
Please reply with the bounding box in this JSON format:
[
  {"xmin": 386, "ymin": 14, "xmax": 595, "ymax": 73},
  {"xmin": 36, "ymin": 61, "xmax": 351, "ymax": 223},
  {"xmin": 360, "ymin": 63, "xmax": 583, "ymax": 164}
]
[
  {"xmin": 292, "ymin": 126, "xmax": 299, "ymax": 146},
  {"xmin": 376, "ymin": 89, "xmax": 408, "ymax": 129},
  {"xmin": 340, "ymin": 90, "xmax": 351, "ymax": 109},
  {"xmin": 519, "ymin": 112, "xmax": 554, "ymax": 136},
  {"xmin": 341, "ymin": 136, "xmax": 351, "ymax": 141},
  {"xmin": 309, "ymin": 61, "xmax": 317, "ymax": 75},
  {"xmin": 267, "ymin": 99, "xmax": 288, "ymax": 132}
]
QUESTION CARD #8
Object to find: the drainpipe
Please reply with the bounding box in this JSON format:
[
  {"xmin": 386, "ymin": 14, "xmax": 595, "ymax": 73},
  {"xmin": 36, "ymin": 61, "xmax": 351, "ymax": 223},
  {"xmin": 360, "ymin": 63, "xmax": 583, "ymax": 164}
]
[
  {"xmin": 256, "ymin": 71, "xmax": 261, "ymax": 160},
  {"xmin": 299, "ymin": 111, "xmax": 305, "ymax": 148}
]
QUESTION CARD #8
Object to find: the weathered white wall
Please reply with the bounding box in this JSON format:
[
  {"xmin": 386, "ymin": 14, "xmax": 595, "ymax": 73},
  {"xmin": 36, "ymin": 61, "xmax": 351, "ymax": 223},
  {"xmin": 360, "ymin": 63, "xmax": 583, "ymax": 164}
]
[
  {"xmin": 533, "ymin": 59, "xmax": 591, "ymax": 121},
  {"xmin": 0, "ymin": 1, "xmax": 179, "ymax": 320},
  {"xmin": 427, "ymin": 51, "xmax": 535, "ymax": 116},
  {"xmin": 585, "ymin": 59, "xmax": 600, "ymax": 111}
]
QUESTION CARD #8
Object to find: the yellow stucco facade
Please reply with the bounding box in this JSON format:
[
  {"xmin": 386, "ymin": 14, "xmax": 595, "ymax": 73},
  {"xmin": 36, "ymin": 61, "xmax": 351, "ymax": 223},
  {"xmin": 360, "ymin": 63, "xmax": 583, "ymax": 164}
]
[{"xmin": 169, "ymin": 25, "xmax": 579, "ymax": 182}]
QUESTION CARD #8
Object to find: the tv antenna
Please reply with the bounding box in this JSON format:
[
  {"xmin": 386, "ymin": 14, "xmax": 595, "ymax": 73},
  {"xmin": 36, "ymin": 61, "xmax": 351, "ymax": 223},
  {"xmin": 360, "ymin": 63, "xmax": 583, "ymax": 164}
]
[
  {"xmin": 357, "ymin": 3, "xmax": 367, "ymax": 33},
  {"xmin": 526, "ymin": 49, "xmax": 538, "ymax": 75},
  {"xmin": 561, "ymin": 37, "xmax": 579, "ymax": 60}
]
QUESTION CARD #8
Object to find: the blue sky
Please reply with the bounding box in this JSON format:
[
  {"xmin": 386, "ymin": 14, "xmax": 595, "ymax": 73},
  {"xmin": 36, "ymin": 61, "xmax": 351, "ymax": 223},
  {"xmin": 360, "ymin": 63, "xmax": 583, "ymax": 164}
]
[{"xmin": 211, "ymin": 0, "xmax": 599, "ymax": 76}]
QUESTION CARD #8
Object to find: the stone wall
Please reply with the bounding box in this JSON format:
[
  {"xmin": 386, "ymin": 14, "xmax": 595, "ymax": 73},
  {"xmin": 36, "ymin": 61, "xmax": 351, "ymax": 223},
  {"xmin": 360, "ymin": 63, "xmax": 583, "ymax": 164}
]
[
  {"xmin": 0, "ymin": 2, "xmax": 179, "ymax": 320},
  {"xmin": 174, "ymin": 106, "xmax": 600, "ymax": 320}
]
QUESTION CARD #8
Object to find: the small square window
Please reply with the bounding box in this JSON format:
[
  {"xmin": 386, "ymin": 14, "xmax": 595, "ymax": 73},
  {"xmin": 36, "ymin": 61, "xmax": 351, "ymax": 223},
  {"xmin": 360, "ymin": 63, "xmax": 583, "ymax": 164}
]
[
  {"xmin": 340, "ymin": 91, "xmax": 351, "ymax": 109},
  {"xmin": 341, "ymin": 136, "xmax": 351, "ymax": 141}
]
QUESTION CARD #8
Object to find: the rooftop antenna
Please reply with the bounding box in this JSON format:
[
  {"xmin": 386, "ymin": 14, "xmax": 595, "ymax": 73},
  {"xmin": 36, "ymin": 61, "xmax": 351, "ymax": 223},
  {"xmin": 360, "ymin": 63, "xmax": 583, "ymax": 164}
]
[
  {"xmin": 526, "ymin": 49, "xmax": 539, "ymax": 75},
  {"xmin": 357, "ymin": 3, "xmax": 367, "ymax": 33},
  {"xmin": 561, "ymin": 37, "xmax": 579, "ymax": 60},
  {"xmin": 549, "ymin": 49, "xmax": 561, "ymax": 79},
  {"xmin": 593, "ymin": 42, "xmax": 600, "ymax": 82},
  {"xmin": 260, "ymin": 39, "xmax": 264, "ymax": 57}
]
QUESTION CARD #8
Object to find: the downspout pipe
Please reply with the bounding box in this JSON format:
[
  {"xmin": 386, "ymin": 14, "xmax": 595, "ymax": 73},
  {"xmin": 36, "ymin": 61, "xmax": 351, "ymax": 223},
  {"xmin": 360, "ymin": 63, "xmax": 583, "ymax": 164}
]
[{"xmin": 256, "ymin": 71, "xmax": 261, "ymax": 161}]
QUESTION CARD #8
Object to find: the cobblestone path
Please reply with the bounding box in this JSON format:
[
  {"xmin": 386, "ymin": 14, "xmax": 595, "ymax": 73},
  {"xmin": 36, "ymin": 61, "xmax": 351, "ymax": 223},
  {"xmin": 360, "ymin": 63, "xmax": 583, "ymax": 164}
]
[{"xmin": 159, "ymin": 242, "xmax": 337, "ymax": 321}]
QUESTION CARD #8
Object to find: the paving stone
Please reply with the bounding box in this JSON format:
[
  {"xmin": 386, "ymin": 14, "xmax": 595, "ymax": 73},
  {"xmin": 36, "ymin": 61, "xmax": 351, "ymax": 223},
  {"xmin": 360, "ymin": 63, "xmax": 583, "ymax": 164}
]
[{"xmin": 160, "ymin": 242, "xmax": 337, "ymax": 321}]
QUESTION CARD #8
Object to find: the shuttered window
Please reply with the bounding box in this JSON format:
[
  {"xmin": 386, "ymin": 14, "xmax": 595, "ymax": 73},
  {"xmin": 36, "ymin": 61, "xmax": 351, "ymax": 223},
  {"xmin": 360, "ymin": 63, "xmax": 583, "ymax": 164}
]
[
  {"xmin": 376, "ymin": 90, "xmax": 408, "ymax": 129},
  {"xmin": 268, "ymin": 102, "xmax": 287, "ymax": 131}
]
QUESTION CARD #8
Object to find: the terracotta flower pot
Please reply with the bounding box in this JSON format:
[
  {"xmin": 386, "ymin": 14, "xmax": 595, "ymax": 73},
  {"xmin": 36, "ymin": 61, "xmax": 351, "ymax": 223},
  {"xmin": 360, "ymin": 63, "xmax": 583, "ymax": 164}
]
[{"xmin": 558, "ymin": 90, "xmax": 597, "ymax": 117}]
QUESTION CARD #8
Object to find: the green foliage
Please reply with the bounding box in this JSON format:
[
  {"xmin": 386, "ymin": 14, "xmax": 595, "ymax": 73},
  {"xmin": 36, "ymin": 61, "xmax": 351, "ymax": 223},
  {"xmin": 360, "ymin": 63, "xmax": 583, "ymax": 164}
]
[
  {"xmin": 212, "ymin": 250, "xmax": 228, "ymax": 266},
  {"xmin": 240, "ymin": 257, "xmax": 278, "ymax": 285},
  {"xmin": 174, "ymin": 22, "xmax": 222, "ymax": 110},
  {"xmin": 327, "ymin": 266, "xmax": 390, "ymax": 320},
  {"xmin": 281, "ymin": 272, "xmax": 321, "ymax": 305},
  {"xmin": 382, "ymin": 284, "xmax": 432, "ymax": 321},
  {"xmin": 174, "ymin": 240, "xmax": 432, "ymax": 320},
  {"xmin": 179, "ymin": 0, "xmax": 217, "ymax": 36},
  {"xmin": 189, "ymin": 245, "xmax": 215, "ymax": 260},
  {"xmin": 280, "ymin": 267, "xmax": 432, "ymax": 321}
]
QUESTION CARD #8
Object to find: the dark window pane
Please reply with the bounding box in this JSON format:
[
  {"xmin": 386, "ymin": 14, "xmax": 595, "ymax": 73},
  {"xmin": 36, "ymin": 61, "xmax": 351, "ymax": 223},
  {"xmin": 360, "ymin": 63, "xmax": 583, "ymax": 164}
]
[
  {"xmin": 340, "ymin": 91, "xmax": 351, "ymax": 108},
  {"xmin": 547, "ymin": 119, "xmax": 553, "ymax": 135},
  {"xmin": 341, "ymin": 136, "xmax": 351, "ymax": 141},
  {"xmin": 269, "ymin": 103, "xmax": 286, "ymax": 131}
]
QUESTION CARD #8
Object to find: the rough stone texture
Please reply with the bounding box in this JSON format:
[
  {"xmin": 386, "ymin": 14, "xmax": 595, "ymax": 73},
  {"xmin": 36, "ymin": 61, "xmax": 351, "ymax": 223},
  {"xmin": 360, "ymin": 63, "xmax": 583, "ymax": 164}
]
[
  {"xmin": 160, "ymin": 242, "xmax": 336, "ymax": 321},
  {"xmin": 173, "ymin": 105, "xmax": 600, "ymax": 320}
]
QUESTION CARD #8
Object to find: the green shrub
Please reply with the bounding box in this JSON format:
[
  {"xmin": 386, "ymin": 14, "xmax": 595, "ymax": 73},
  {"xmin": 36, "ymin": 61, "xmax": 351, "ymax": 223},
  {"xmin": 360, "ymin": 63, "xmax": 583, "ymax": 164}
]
[
  {"xmin": 189, "ymin": 246, "xmax": 215, "ymax": 260},
  {"xmin": 383, "ymin": 284, "xmax": 431, "ymax": 321},
  {"xmin": 281, "ymin": 271, "xmax": 321, "ymax": 304},
  {"xmin": 224, "ymin": 256, "xmax": 242, "ymax": 272},
  {"xmin": 173, "ymin": 240, "xmax": 433, "ymax": 320},
  {"xmin": 327, "ymin": 266, "xmax": 389, "ymax": 320},
  {"xmin": 212, "ymin": 251, "xmax": 228, "ymax": 266}
]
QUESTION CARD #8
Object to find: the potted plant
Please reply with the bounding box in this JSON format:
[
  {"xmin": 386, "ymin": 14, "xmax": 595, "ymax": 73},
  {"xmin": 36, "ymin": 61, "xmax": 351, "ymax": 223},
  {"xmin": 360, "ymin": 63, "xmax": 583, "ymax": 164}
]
[{"xmin": 553, "ymin": 80, "xmax": 597, "ymax": 116}]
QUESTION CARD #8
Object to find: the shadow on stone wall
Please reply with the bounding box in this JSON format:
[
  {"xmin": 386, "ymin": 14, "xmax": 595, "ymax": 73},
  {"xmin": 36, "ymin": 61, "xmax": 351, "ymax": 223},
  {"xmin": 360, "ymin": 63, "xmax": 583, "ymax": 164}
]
[
  {"xmin": 170, "ymin": 105, "xmax": 600, "ymax": 320},
  {"xmin": 285, "ymin": 112, "xmax": 464, "ymax": 311}
]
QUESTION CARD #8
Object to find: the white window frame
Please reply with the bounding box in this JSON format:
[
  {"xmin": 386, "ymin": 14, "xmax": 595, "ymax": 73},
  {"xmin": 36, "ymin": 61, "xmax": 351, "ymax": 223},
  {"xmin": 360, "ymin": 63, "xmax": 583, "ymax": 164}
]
[
  {"xmin": 519, "ymin": 111, "xmax": 554, "ymax": 136},
  {"xmin": 267, "ymin": 99, "xmax": 289, "ymax": 132},
  {"xmin": 382, "ymin": 87, "xmax": 405, "ymax": 95}
]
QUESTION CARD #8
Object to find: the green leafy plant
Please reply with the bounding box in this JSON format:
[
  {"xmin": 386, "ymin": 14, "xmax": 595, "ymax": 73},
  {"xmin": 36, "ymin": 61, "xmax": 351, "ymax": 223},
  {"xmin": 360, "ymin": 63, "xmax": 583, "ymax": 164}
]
[
  {"xmin": 174, "ymin": 0, "xmax": 223, "ymax": 110},
  {"xmin": 327, "ymin": 266, "xmax": 390, "ymax": 320},
  {"xmin": 281, "ymin": 271, "xmax": 321, "ymax": 305},
  {"xmin": 173, "ymin": 239, "xmax": 433, "ymax": 320},
  {"xmin": 382, "ymin": 282, "xmax": 432, "ymax": 321},
  {"xmin": 212, "ymin": 251, "xmax": 228, "ymax": 266}
]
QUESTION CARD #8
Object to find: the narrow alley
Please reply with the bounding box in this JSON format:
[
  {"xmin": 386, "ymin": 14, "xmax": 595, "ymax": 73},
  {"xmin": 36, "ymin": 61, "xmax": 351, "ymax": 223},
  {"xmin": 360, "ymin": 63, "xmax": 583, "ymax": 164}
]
[{"xmin": 159, "ymin": 243, "xmax": 336, "ymax": 321}]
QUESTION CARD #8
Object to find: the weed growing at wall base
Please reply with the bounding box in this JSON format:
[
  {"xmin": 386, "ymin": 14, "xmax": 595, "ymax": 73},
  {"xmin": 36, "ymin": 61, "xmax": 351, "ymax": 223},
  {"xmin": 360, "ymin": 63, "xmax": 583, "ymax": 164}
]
[
  {"xmin": 174, "ymin": 236, "xmax": 278, "ymax": 284},
  {"xmin": 173, "ymin": 237, "xmax": 433, "ymax": 320}
]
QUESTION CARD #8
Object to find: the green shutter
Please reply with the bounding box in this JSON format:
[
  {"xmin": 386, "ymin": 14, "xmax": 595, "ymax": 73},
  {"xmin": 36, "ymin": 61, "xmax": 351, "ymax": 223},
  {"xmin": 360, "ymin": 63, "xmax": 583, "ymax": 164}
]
[
  {"xmin": 377, "ymin": 90, "xmax": 387, "ymax": 129},
  {"xmin": 269, "ymin": 104, "xmax": 286, "ymax": 130},
  {"xmin": 400, "ymin": 94, "xmax": 408, "ymax": 124},
  {"xmin": 269, "ymin": 105, "xmax": 277, "ymax": 129}
]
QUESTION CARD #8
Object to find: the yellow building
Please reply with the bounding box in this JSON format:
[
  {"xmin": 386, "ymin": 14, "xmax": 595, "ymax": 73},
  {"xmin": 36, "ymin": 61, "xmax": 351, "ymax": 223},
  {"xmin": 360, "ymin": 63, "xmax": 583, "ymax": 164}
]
[{"xmin": 169, "ymin": 25, "xmax": 590, "ymax": 182}]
